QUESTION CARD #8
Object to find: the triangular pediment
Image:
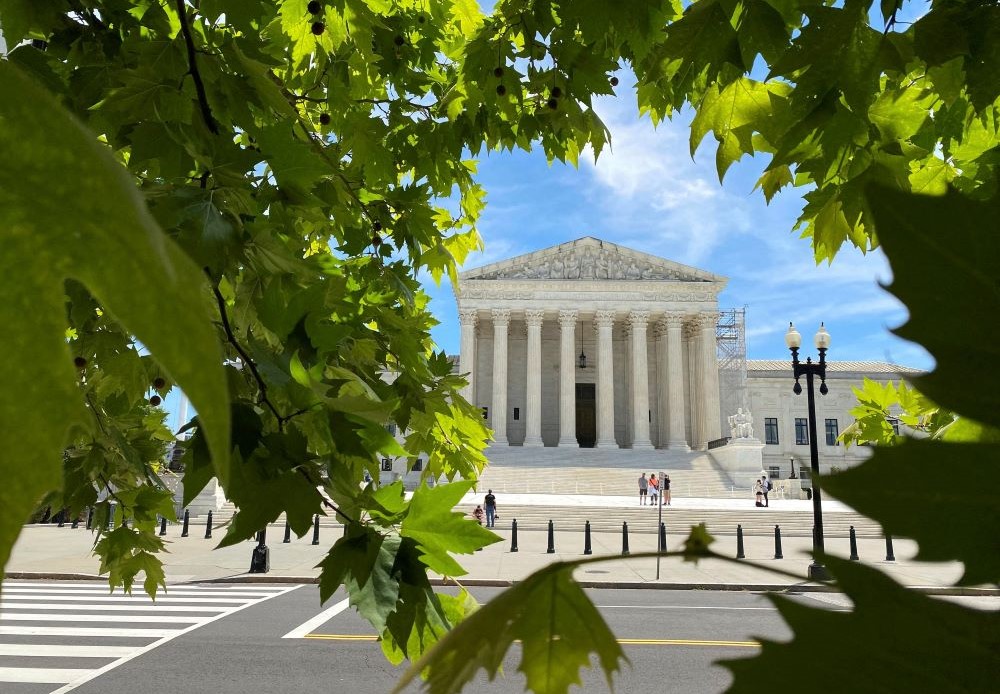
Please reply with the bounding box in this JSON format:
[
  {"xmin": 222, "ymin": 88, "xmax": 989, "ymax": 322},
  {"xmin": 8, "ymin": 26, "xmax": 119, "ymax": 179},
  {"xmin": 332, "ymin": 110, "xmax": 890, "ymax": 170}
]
[{"xmin": 459, "ymin": 237, "xmax": 725, "ymax": 283}]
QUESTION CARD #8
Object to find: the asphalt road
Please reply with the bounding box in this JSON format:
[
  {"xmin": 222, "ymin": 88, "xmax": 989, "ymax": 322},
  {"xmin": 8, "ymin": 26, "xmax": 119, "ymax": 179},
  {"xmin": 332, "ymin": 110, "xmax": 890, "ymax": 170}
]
[
  {"xmin": 2, "ymin": 582, "xmax": 825, "ymax": 694},
  {"xmin": 6, "ymin": 581, "xmax": 997, "ymax": 694}
]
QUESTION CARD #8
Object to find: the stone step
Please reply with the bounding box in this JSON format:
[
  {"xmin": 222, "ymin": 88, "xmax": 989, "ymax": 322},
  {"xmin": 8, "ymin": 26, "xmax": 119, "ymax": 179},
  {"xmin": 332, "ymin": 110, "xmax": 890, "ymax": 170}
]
[{"xmin": 212, "ymin": 503, "xmax": 883, "ymax": 538}]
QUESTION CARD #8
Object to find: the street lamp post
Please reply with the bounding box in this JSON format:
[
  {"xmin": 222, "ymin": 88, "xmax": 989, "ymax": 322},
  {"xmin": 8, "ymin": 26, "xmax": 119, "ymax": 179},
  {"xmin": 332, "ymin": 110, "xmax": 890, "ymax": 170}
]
[{"xmin": 785, "ymin": 322, "xmax": 831, "ymax": 582}]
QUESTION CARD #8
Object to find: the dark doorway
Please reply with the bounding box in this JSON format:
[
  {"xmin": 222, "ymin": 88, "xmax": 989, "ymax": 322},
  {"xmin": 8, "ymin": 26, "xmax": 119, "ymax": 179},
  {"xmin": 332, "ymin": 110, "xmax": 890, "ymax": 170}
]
[{"xmin": 575, "ymin": 383, "xmax": 596, "ymax": 448}]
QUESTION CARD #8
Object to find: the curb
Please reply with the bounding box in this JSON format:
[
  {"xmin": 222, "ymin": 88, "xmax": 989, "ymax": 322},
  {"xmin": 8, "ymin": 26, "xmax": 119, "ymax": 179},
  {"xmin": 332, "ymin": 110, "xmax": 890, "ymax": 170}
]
[{"xmin": 7, "ymin": 572, "xmax": 996, "ymax": 596}]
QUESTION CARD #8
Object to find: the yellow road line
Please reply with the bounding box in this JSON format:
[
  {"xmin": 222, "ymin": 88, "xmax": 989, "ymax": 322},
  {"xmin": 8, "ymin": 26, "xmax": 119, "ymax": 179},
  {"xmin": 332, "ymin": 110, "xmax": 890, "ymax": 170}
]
[{"xmin": 303, "ymin": 634, "xmax": 759, "ymax": 648}]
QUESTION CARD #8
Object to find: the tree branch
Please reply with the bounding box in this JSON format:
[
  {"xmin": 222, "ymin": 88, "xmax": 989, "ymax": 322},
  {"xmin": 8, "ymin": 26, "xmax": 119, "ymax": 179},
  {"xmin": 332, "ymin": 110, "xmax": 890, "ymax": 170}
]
[
  {"xmin": 176, "ymin": 0, "xmax": 219, "ymax": 134},
  {"xmin": 207, "ymin": 273, "xmax": 284, "ymax": 426}
]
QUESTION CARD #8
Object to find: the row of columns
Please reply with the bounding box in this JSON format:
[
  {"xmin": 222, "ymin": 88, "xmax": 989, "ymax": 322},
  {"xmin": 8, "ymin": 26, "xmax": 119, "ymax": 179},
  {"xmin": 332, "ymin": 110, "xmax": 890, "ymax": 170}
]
[{"xmin": 458, "ymin": 308, "xmax": 722, "ymax": 449}]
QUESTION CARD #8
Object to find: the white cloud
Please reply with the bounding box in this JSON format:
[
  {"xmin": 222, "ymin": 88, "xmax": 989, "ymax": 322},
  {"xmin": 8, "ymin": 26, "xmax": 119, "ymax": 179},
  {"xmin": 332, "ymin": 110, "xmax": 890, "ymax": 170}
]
[{"xmin": 580, "ymin": 95, "xmax": 755, "ymax": 266}]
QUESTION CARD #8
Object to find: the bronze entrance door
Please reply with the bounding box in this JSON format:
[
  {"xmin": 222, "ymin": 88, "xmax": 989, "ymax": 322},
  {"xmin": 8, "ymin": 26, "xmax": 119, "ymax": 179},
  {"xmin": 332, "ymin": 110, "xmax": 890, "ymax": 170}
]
[{"xmin": 575, "ymin": 383, "xmax": 596, "ymax": 448}]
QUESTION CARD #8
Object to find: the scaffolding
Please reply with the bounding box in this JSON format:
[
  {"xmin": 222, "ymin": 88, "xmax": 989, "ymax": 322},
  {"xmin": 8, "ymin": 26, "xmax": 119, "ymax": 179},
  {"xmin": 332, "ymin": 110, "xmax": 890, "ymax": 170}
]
[{"xmin": 717, "ymin": 308, "xmax": 748, "ymax": 433}]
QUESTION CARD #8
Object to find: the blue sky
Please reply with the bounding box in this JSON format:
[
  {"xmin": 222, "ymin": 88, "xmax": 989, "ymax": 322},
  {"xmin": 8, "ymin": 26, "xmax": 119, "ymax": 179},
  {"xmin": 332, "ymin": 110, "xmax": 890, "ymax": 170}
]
[{"xmin": 420, "ymin": 91, "xmax": 933, "ymax": 369}]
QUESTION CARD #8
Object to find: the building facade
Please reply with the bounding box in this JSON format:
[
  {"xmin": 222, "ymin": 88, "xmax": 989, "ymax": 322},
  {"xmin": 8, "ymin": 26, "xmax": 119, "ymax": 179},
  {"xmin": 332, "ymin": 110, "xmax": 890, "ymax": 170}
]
[
  {"xmin": 456, "ymin": 236, "xmax": 731, "ymax": 451},
  {"xmin": 747, "ymin": 360, "xmax": 920, "ymax": 479}
]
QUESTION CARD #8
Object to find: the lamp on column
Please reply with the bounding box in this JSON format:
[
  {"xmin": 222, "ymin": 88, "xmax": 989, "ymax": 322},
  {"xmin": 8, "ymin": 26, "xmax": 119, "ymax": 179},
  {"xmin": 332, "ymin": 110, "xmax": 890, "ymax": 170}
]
[
  {"xmin": 789, "ymin": 456, "xmax": 797, "ymax": 479},
  {"xmin": 785, "ymin": 321, "xmax": 831, "ymax": 582},
  {"xmin": 578, "ymin": 349, "xmax": 587, "ymax": 369}
]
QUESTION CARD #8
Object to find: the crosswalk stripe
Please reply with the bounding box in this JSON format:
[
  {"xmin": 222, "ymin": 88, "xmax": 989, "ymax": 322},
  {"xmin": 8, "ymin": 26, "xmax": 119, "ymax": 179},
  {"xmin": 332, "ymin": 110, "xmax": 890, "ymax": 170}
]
[
  {"xmin": 2, "ymin": 587, "xmax": 286, "ymax": 598},
  {"xmin": 0, "ymin": 595, "xmax": 251, "ymax": 603},
  {"xmin": 2, "ymin": 582, "xmax": 283, "ymax": 591},
  {"xmin": 0, "ymin": 644, "xmax": 136, "ymax": 658},
  {"xmin": 282, "ymin": 598, "xmax": 350, "ymax": 639},
  {"xmin": 0, "ymin": 667, "xmax": 93, "ymax": 684},
  {"xmin": 0, "ymin": 613, "xmax": 203, "ymax": 623},
  {"xmin": 0, "ymin": 625, "xmax": 179, "ymax": 637},
  {"xmin": 0, "ymin": 602, "xmax": 228, "ymax": 612}
]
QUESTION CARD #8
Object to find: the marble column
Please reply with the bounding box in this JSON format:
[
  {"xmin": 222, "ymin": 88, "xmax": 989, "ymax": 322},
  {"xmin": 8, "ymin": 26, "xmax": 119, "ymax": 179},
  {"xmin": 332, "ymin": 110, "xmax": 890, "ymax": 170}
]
[
  {"xmin": 654, "ymin": 321, "xmax": 669, "ymax": 448},
  {"xmin": 629, "ymin": 310, "xmax": 654, "ymax": 449},
  {"xmin": 558, "ymin": 309, "xmax": 578, "ymax": 447},
  {"xmin": 595, "ymin": 310, "xmax": 617, "ymax": 448},
  {"xmin": 490, "ymin": 308, "xmax": 511, "ymax": 445},
  {"xmin": 523, "ymin": 309, "xmax": 545, "ymax": 447},
  {"xmin": 699, "ymin": 311, "xmax": 722, "ymax": 443},
  {"xmin": 664, "ymin": 313, "xmax": 690, "ymax": 451},
  {"xmin": 686, "ymin": 319, "xmax": 704, "ymax": 449},
  {"xmin": 458, "ymin": 309, "xmax": 478, "ymax": 404}
]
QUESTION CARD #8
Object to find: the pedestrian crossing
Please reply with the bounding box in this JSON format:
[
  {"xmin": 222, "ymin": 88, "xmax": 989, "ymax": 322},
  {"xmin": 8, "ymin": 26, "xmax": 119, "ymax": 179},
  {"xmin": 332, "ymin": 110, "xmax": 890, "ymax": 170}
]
[{"xmin": 0, "ymin": 581, "xmax": 298, "ymax": 693}]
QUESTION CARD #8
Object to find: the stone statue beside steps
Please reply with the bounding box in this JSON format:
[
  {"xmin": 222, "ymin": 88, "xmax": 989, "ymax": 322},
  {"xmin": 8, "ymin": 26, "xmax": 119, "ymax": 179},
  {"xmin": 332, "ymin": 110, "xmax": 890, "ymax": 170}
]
[{"xmin": 728, "ymin": 408, "xmax": 753, "ymax": 440}]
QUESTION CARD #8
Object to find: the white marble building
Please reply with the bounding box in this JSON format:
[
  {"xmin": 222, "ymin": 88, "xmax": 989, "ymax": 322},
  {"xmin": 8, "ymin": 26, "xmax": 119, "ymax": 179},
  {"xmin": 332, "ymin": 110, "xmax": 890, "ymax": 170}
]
[
  {"xmin": 456, "ymin": 237, "xmax": 729, "ymax": 452},
  {"xmin": 449, "ymin": 236, "xmax": 919, "ymax": 480}
]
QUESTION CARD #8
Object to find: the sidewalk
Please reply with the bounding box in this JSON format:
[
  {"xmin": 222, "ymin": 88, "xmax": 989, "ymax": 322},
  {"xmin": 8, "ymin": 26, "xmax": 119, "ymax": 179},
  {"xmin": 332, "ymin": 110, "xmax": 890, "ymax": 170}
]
[{"xmin": 5, "ymin": 523, "xmax": 989, "ymax": 595}]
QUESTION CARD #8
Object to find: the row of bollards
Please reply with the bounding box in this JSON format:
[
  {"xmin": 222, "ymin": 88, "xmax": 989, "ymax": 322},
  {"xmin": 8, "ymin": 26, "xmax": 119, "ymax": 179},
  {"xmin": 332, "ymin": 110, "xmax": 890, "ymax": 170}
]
[{"xmin": 507, "ymin": 519, "xmax": 897, "ymax": 562}]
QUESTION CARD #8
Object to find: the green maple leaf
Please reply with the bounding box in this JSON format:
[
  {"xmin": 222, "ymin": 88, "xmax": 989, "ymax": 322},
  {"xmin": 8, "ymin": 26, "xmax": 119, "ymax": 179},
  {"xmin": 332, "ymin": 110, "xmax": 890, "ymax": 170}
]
[
  {"xmin": 400, "ymin": 481, "xmax": 500, "ymax": 576},
  {"xmin": 0, "ymin": 61, "xmax": 229, "ymax": 578},
  {"xmin": 317, "ymin": 526, "xmax": 403, "ymax": 633},
  {"xmin": 394, "ymin": 562, "xmax": 627, "ymax": 694},
  {"xmin": 723, "ymin": 556, "xmax": 1000, "ymax": 693},
  {"xmin": 823, "ymin": 440, "xmax": 1000, "ymax": 585},
  {"xmin": 865, "ymin": 185, "xmax": 1000, "ymax": 429},
  {"xmin": 690, "ymin": 77, "xmax": 781, "ymax": 181}
]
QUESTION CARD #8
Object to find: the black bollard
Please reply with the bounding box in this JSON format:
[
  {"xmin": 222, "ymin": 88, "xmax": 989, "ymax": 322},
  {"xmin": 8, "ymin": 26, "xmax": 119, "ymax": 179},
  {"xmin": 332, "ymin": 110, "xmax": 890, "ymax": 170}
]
[
  {"xmin": 181, "ymin": 509, "xmax": 190, "ymax": 537},
  {"xmin": 57, "ymin": 509, "xmax": 65, "ymax": 528},
  {"xmin": 158, "ymin": 516, "xmax": 167, "ymax": 536},
  {"xmin": 621, "ymin": 522, "xmax": 630, "ymax": 556},
  {"xmin": 283, "ymin": 519, "xmax": 291, "ymax": 543},
  {"xmin": 312, "ymin": 515, "xmax": 320, "ymax": 545},
  {"xmin": 885, "ymin": 534, "xmax": 895, "ymax": 562},
  {"xmin": 510, "ymin": 518, "xmax": 519, "ymax": 553},
  {"xmin": 546, "ymin": 520, "xmax": 555, "ymax": 554},
  {"xmin": 773, "ymin": 524, "xmax": 783, "ymax": 559},
  {"xmin": 249, "ymin": 528, "xmax": 270, "ymax": 574},
  {"xmin": 659, "ymin": 522, "xmax": 667, "ymax": 553},
  {"xmin": 584, "ymin": 521, "xmax": 592, "ymax": 555},
  {"xmin": 849, "ymin": 526, "xmax": 859, "ymax": 561},
  {"xmin": 86, "ymin": 507, "xmax": 94, "ymax": 530},
  {"xmin": 204, "ymin": 510, "xmax": 213, "ymax": 539},
  {"xmin": 736, "ymin": 524, "xmax": 745, "ymax": 559}
]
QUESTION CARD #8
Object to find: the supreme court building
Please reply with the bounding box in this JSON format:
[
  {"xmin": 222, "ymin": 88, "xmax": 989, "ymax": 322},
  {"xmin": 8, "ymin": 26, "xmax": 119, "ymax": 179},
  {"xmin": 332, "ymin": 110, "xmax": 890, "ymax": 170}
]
[{"xmin": 456, "ymin": 236, "xmax": 729, "ymax": 452}]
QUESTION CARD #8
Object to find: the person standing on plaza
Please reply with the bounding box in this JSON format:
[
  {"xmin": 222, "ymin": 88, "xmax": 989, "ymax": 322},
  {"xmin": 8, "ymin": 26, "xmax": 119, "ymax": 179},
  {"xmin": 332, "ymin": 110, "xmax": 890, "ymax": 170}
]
[
  {"xmin": 753, "ymin": 478, "xmax": 765, "ymax": 507},
  {"xmin": 648, "ymin": 473, "xmax": 659, "ymax": 506},
  {"xmin": 760, "ymin": 475, "xmax": 772, "ymax": 508},
  {"xmin": 638, "ymin": 473, "xmax": 648, "ymax": 505},
  {"xmin": 484, "ymin": 489, "xmax": 497, "ymax": 528},
  {"xmin": 663, "ymin": 474, "xmax": 671, "ymax": 506}
]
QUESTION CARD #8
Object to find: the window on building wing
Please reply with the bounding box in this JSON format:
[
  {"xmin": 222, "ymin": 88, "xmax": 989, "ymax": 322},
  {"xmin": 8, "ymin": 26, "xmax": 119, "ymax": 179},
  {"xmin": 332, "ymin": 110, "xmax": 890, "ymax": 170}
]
[
  {"xmin": 764, "ymin": 418, "xmax": 779, "ymax": 445},
  {"xmin": 825, "ymin": 418, "xmax": 839, "ymax": 446},
  {"xmin": 795, "ymin": 418, "xmax": 809, "ymax": 445}
]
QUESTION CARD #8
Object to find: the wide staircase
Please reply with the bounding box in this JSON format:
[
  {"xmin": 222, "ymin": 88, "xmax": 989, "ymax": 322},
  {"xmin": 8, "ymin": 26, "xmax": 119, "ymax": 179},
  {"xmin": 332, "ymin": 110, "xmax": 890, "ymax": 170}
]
[{"xmin": 476, "ymin": 446, "xmax": 741, "ymax": 497}]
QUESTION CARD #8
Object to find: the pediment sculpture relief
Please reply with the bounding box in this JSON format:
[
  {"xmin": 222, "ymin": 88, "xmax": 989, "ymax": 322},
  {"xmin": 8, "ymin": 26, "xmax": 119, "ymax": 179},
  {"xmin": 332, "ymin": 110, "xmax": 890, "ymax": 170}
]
[{"xmin": 473, "ymin": 247, "xmax": 694, "ymax": 281}]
